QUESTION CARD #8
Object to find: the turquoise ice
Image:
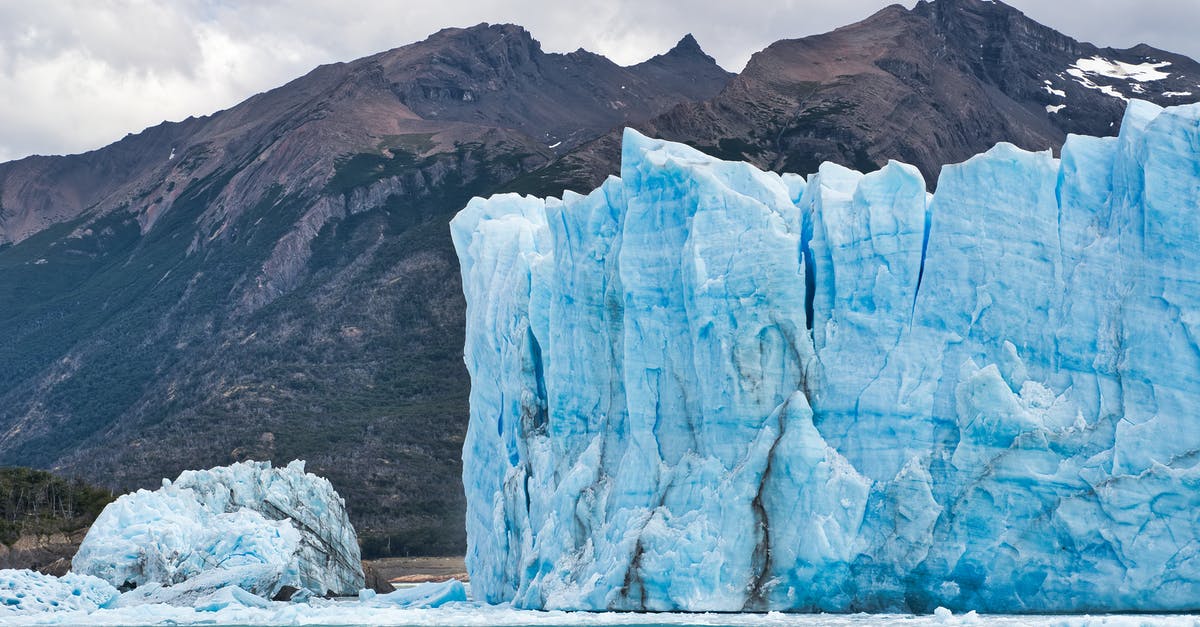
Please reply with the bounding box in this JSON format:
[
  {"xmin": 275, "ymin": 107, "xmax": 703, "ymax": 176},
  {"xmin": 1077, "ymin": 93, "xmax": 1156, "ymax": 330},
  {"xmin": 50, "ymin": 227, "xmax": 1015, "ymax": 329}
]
[
  {"xmin": 0, "ymin": 570, "xmax": 118, "ymax": 615},
  {"xmin": 73, "ymin": 460, "xmax": 364, "ymax": 603},
  {"xmin": 452, "ymin": 101, "xmax": 1200, "ymax": 613}
]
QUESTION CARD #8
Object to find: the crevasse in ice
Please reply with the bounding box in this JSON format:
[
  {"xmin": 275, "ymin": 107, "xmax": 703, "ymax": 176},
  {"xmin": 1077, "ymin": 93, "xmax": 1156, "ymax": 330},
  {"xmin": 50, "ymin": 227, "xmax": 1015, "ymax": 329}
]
[
  {"xmin": 451, "ymin": 101, "xmax": 1200, "ymax": 613},
  {"xmin": 73, "ymin": 460, "xmax": 363, "ymax": 602}
]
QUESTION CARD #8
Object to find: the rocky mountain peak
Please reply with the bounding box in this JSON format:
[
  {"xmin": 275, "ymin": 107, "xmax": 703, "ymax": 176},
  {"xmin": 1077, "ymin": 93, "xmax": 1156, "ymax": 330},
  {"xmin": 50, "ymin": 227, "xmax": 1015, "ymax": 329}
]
[
  {"xmin": 424, "ymin": 22, "xmax": 539, "ymax": 49},
  {"xmin": 665, "ymin": 34, "xmax": 706, "ymax": 58},
  {"xmin": 628, "ymin": 34, "xmax": 733, "ymax": 106},
  {"xmin": 912, "ymin": 0, "xmax": 1078, "ymax": 56},
  {"xmin": 383, "ymin": 22, "xmax": 543, "ymax": 79},
  {"xmin": 626, "ymin": 33, "xmax": 723, "ymax": 71},
  {"xmin": 915, "ymin": 0, "xmax": 1016, "ymax": 15},
  {"xmin": 564, "ymin": 0, "xmax": 1198, "ymax": 191}
]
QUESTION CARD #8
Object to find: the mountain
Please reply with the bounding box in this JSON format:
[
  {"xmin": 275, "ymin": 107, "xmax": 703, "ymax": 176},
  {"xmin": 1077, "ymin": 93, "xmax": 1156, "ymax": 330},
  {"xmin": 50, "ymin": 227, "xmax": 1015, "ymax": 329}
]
[
  {"xmin": 528, "ymin": 0, "xmax": 1200, "ymax": 193},
  {"xmin": 0, "ymin": 24, "xmax": 731, "ymax": 556},
  {"xmin": 0, "ymin": 0, "xmax": 1197, "ymax": 557},
  {"xmin": 0, "ymin": 25, "xmax": 730, "ymax": 247}
]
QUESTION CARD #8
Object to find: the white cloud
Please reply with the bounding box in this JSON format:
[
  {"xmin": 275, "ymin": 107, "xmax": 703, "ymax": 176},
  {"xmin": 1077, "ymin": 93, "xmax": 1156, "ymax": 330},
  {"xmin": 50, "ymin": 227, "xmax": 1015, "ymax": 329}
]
[
  {"xmin": 0, "ymin": 0, "xmax": 331, "ymax": 161},
  {"xmin": 0, "ymin": 0, "xmax": 1195, "ymax": 162}
]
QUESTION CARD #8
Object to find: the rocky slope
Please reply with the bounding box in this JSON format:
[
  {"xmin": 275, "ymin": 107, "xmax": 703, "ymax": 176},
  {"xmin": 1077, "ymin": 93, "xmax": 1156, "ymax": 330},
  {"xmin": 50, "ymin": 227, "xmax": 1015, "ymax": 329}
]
[
  {"xmin": 0, "ymin": 24, "xmax": 730, "ymax": 555},
  {"xmin": 0, "ymin": 0, "xmax": 1197, "ymax": 556}
]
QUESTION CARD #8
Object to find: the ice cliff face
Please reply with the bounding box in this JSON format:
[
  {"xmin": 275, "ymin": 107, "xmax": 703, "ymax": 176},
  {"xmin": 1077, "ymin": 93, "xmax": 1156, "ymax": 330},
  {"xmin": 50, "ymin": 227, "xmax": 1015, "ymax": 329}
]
[
  {"xmin": 73, "ymin": 460, "xmax": 363, "ymax": 602},
  {"xmin": 452, "ymin": 101, "xmax": 1200, "ymax": 613}
]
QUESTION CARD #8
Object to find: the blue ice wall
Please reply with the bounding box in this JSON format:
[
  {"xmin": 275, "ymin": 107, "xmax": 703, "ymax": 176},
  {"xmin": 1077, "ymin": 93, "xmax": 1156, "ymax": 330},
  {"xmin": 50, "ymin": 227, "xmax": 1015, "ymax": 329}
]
[{"xmin": 451, "ymin": 101, "xmax": 1200, "ymax": 613}]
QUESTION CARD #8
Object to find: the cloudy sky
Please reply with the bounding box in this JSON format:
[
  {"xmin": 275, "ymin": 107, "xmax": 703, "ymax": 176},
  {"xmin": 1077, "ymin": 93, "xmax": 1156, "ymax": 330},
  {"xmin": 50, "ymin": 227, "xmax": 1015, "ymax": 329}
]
[{"xmin": 0, "ymin": 0, "xmax": 1196, "ymax": 163}]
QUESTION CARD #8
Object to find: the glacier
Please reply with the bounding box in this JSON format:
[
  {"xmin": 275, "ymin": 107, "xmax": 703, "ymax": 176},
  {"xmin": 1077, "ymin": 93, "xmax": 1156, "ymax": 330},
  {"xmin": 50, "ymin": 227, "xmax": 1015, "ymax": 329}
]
[
  {"xmin": 73, "ymin": 460, "xmax": 363, "ymax": 602},
  {"xmin": 451, "ymin": 100, "xmax": 1200, "ymax": 613}
]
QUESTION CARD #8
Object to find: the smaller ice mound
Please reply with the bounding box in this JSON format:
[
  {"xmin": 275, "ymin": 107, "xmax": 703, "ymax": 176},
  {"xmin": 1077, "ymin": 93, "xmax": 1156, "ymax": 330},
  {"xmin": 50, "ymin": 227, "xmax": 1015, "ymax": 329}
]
[
  {"xmin": 73, "ymin": 460, "xmax": 363, "ymax": 602},
  {"xmin": 0, "ymin": 569, "xmax": 118, "ymax": 615},
  {"xmin": 192, "ymin": 586, "xmax": 273, "ymax": 612},
  {"xmin": 358, "ymin": 580, "xmax": 468, "ymax": 608}
]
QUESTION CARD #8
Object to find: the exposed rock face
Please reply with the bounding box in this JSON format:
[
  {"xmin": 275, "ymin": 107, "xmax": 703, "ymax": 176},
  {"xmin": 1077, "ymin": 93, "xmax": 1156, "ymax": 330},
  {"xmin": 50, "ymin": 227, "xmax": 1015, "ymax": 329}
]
[
  {"xmin": 73, "ymin": 461, "xmax": 363, "ymax": 601},
  {"xmin": 0, "ymin": 531, "xmax": 84, "ymax": 576},
  {"xmin": 361, "ymin": 561, "xmax": 397, "ymax": 594},
  {"xmin": 382, "ymin": 26, "xmax": 734, "ymax": 153}
]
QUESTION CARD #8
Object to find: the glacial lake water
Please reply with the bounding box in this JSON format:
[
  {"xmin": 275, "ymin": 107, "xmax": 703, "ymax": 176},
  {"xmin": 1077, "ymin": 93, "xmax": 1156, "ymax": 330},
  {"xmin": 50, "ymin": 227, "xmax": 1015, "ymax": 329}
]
[
  {"xmin": 25, "ymin": 609, "xmax": 1200, "ymax": 627},
  {"xmin": 536, "ymin": 613, "xmax": 1200, "ymax": 627},
  {"xmin": 213, "ymin": 618, "xmax": 1200, "ymax": 627}
]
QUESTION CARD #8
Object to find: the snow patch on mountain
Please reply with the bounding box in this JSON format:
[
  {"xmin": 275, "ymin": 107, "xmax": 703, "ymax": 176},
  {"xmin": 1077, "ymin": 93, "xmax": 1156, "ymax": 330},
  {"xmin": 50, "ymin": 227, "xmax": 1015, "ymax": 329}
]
[
  {"xmin": 1065, "ymin": 57, "xmax": 1176, "ymax": 101},
  {"xmin": 1065, "ymin": 69, "xmax": 1126, "ymax": 100},
  {"xmin": 1071, "ymin": 56, "xmax": 1171, "ymax": 82},
  {"xmin": 1042, "ymin": 82, "xmax": 1066, "ymax": 98}
]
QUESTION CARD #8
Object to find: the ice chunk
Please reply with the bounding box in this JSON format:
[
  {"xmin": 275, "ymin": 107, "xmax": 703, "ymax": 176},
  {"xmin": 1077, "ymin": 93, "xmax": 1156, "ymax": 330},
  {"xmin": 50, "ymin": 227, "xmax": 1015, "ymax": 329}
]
[
  {"xmin": 0, "ymin": 570, "xmax": 117, "ymax": 615},
  {"xmin": 360, "ymin": 580, "xmax": 469, "ymax": 608},
  {"xmin": 454, "ymin": 103, "xmax": 1200, "ymax": 613},
  {"xmin": 73, "ymin": 460, "xmax": 363, "ymax": 602},
  {"xmin": 192, "ymin": 585, "xmax": 272, "ymax": 612}
]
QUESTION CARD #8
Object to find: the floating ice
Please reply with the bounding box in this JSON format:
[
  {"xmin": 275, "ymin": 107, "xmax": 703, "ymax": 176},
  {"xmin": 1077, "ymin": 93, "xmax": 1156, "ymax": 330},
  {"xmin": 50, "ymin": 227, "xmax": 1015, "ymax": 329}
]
[
  {"xmin": 192, "ymin": 585, "xmax": 272, "ymax": 612},
  {"xmin": 6, "ymin": 601, "xmax": 1199, "ymax": 626},
  {"xmin": 0, "ymin": 573, "xmax": 471, "ymax": 623},
  {"xmin": 453, "ymin": 101, "xmax": 1200, "ymax": 613},
  {"xmin": 0, "ymin": 569, "xmax": 117, "ymax": 615},
  {"xmin": 359, "ymin": 580, "xmax": 469, "ymax": 608},
  {"xmin": 73, "ymin": 460, "xmax": 363, "ymax": 602}
]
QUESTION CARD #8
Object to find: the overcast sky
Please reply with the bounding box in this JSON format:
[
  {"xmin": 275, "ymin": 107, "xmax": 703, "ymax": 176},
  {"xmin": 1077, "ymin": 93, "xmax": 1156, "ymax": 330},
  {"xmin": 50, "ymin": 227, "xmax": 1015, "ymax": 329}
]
[{"xmin": 0, "ymin": 0, "xmax": 1196, "ymax": 163}]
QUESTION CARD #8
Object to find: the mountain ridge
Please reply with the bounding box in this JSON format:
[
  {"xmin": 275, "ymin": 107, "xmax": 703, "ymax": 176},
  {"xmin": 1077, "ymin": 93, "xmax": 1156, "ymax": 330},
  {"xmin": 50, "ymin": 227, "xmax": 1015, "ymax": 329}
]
[
  {"xmin": 0, "ymin": 23, "xmax": 731, "ymax": 247},
  {"xmin": 0, "ymin": 23, "xmax": 731, "ymax": 555},
  {"xmin": 525, "ymin": 0, "xmax": 1200, "ymax": 195}
]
